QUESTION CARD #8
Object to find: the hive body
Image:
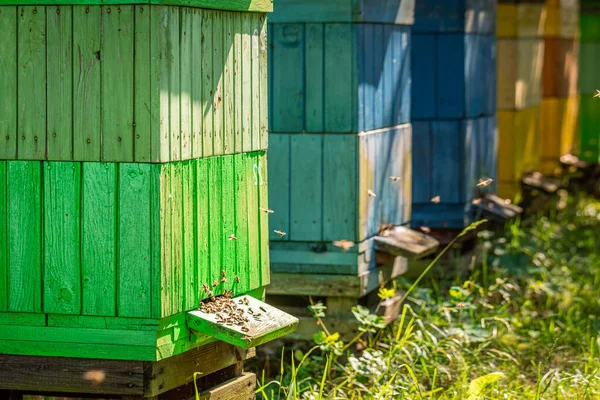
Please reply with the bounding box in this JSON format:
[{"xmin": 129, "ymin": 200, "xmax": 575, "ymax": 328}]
[
  {"xmin": 580, "ymin": 0, "xmax": 600, "ymax": 163},
  {"xmin": 0, "ymin": 2, "xmax": 272, "ymax": 361},
  {"xmin": 411, "ymin": 0, "xmax": 497, "ymax": 228}
]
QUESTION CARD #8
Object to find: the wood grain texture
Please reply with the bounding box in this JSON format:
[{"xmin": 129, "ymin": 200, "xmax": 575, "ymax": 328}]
[
  {"xmin": 1, "ymin": 5, "xmax": 267, "ymax": 162},
  {"xmin": 543, "ymin": 38, "xmax": 578, "ymax": 98},
  {"xmin": 0, "ymin": 163, "xmax": 6, "ymax": 311},
  {"xmin": 497, "ymin": 3, "xmax": 545, "ymax": 39},
  {"xmin": 540, "ymin": 97, "xmax": 579, "ymax": 174},
  {"xmin": 413, "ymin": 0, "xmax": 495, "ymax": 34}
]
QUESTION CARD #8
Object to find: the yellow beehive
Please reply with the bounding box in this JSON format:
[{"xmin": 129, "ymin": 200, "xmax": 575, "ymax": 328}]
[{"xmin": 540, "ymin": 97, "xmax": 580, "ymax": 174}]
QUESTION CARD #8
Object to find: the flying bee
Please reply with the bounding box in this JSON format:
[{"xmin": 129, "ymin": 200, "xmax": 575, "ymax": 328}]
[
  {"xmin": 367, "ymin": 189, "xmax": 377, "ymax": 197},
  {"xmin": 472, "ymin": 198, "xmax": 482, "ymax": 205},
  {"xmin": 260, "ymin": 207, "xmax": 274, "ymax": 214},
  {"xmin": 595, "ymin": 89, "xmax": 600, "ymax": 98},
  {"xmin": 390, "ymin": 176, "xmax": 401, "ymax": 181},
  {"xmin": 420, "ymin": 226, "xmax": 431, "ymax": 234},
  {"xmin": 212, "ymin": 280, "xmax": 218, "ymax": 287},
  {"xmin": 476, "ymin": 178, "xmax": 494, "ymax": 187},
  {"xmin": 221, "ymin": 270, "xmax": 227, "ymax": 277},
  {"xmin": 235, "ymin": 275, "xmax": 240, "ymax": 283},
  {"xmin": 431, "ymin": 196, "xmax": 440, "ymax": 204},
  {"xmin": 274, "ymin": 230, "xmax": 286, "ymax": 237},
  {"xmin": 332, "ymin": 239, "xmax": 355, "ymax": 252},
  {"xmin": 221, "ymin": 277, "xmax": 228, "ymax": 283},
  {"xmin": 228, "ymin": 234, "xmax": 238, "ymax": 241}
]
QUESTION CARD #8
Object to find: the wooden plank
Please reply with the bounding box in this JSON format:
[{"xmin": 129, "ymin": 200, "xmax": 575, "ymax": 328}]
[
  {"xmin": 324, "ymin": 23, "xmax": 354, "ymax": 132},
  {"xmin": 183, "ymin": 161, "xmax": 198, "ymax": 311},
  {"xmin": 289, "ymin": 135, "xmax": 322, "ymax": 241},
  {"xmin": 543, "ymin": 38, "xmax": 578, "ymax": 98},
  {"xmin": 0, "ymin": 353, "xmax": 144, "ymax": 395},
  {"xmin": 170, "ymin": 163, "xmax": 184, "ymax": 314},
  {"xmin": 246, "ymin": 153, "xmax": 260, "ymax": 290},
  {"xmin": 304, "ymin": 23, "xmax": 324, "ymax": 132},
  {"xmin": 0, "ymin": 7, "xmax": 17, "ymax": 159},
  {"xmin": 374, "ymin": 226, "xmax": 439, "ymax": 260},
  {"xmin": 251, "ymin": 14, "xmax": 261, "ymax": 150},
  {"xmin": 169, "ymin": 6, "xmax": 181, "ymax": 161},
  {"xmin": 432, "ymin": 121, "xmax": 463, "ymax": 203},
  {"xmin": 223, "ymin": 11, "xmax": 235, "ymax": 154},
  {"xmin": 267, "ymin": 134, "xmax": 290, "ymax": 241},
  {"xmin": 191, "ymin": 8, "xmax": 203, "ymax": 158},
  {"xmin": 0, "ymin": 162, "xmax": 5, "ymax": 311},
  {"xmin": 196, "ymin": 158, "xmax": 211, "ymax": 300},
  {"xmin": 118, "ymin": 164, "xmax": 152, "ymax": 317},
  {"xmin": 0, "ymin": 313, "xmax": 45, "ymax": 326},
  {"xmin": 102, "ymin": 5, "xmax": 135, "ymax": 162},
  {"xmin": 259, "ymin": 15, "xmax": 268, "ymax": 150},
  {"xmin": 234, "ymin": 154, "xmax": 250, "ymax": 294},
  {"xmin": 150, "ymin": 161, "xmax": 162, "ymax": 318},
  {"xmin": 17, "ymin": 6, "xmax": 46, "ymax": 160},
  {"xmin": 221, "ymin": 155, "xmax": 236, "ymax": 292},
  {"xmin": 213, "ymin": 10, "xmax": 224, "ymax": 155},
  {"xmin": 268, "ymin": 272, "xmax": 359, "ymax": 297},
  {"xmin": 437, "ymin": 33, "xmax": 466, "ymax": 118},
  {"xmin": 181, "ymin": 7, "xmax": 193, "ymax": 160},
  {"xmin": 43, "ymin": 162, "xmax": 81, "ymax": 315},
  {"xmin": 187, "ymin": 295, "xmax": 298, "ymax": 348},
  {"xmin": 208, "ymin": 156, "xmax": 223, "ymax": 295},
  {"xmin": 7, "ymin": 162, "xmax": 42, "ymax": 313},
  {"xmin": 159, "ymin": 165, "xmax": 173, "ymax": 316},
  {"xmin": 578, "ymin": 95, "xmax": 600, "ymax": 163},
  {"xmin": 154, "ymin": 0, "xmax": 273, "ymax": 13},
  {"xmin": 258, "ymin": 152, "xmax": 269, "ymax": 286},
  {"xmin": 46, "ymin": 6, "xmax": 73, "ymax": 160},
  {"xmin": 202, "ymin": 9, "xmax": 215, "ymax": 157},
  {"xmin": 473, "ymin": 194, "xmax": 523, "ymax": 223},
  {"xmin": 48, "ymin": 314, "xmax": 158, "ymax": 330},
  {"xmin": 134, "ymin": 5, "xmax": 152, "ymax": 162},
  {"xmin": 411, "ymin": 38, "xmax": 437, "ymax": 120},
  {"xmin": 323, "ymin": 134, "xmax": 357, "ymax": 242},
  {"xmin": 373, "ymin": 24, "xmax": 384, "ymax": 130},
  {"xmin": 74, "ymin": 5, "xmax": 101, "ymax": 161}
]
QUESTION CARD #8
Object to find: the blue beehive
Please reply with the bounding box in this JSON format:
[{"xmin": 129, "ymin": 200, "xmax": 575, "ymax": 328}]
[
  {"xmin": 411, "ymin": 0, "xmax": 498, "ymax": 228},
  {"xmin": 266, "ymin": 0, "xmax": 416, "ymax": 337}
]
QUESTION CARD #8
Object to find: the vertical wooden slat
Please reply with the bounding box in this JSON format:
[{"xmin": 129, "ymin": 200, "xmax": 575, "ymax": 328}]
[
  {"xmin": 196, "ymin": 158, "xmax": 210, "ymax": 299},
  {"xmin": 373, "ymin": 24, "xmax": 383, "ymax": 130},
  {"xmin": 305, "ymin": 23, "xmax": 324, "ymax": 132},
  {"xmin": 150, "ymin": 162, "xmax": 161, "ymax": 317},
  {"xmin": 432, "ymin": 121, "xmax": 462, "ymax": 203},
  {"xmin": 180, "ymin": 8, "xmax": 192, "ymax": 161},
  {"xmin": 201, "ymin": 10, "xmax": 214, "ymax": 157},
  {"xmin": 221, "ymin": 155, "xmax": 236, "ymax": 290},
  {"xmin": 0, "ymin": 7, "xmax": 17, "ymax": 160},
  {"xmin": 234, "ymin": 154, "xmax": 249, "ymax": 294},
  {"xmin": 233, "ymin": 12, "xmax": 243, "ymax": 154},
  {"xmin": 169, "ymin": 7, "xmax": 181, "ymax": 161},
  {"xmin": 183, "ymin": 161, "xmax": 197, "ymax": 310},
  {"xmin": 169, "ymin": 163, "xmax": 183, "ymax": 314},
  {"xmin": 73, "ymin": 6, "xmax": 101, "ymax": 161},
  {"xmin": 159, "ymin": 164, "xmax": 171, "ymax": 316},
  {"xmin": 134, "ymin": 5, "xmax": 151, "ymax": 162},
  {"xmin": 382, "ymin": 25, "xmax": 393, "ymax": 128},
  {"xmin": 47, "ymin": 6, "xmax": 73, "ymax": 161},
  {"xmin": 17, "ymin": 6, "xmax": 46, "ymax": 160},
  {"xmin": 191, "ymin": 8, "xmax": 203, "ymax": 159},
  {"xmin": 8, "ymin": 162, "xmax": 42, "ymax": 312},
  {"xmin": 324, "ymin": 23, "xmax": 354, "ymax": 132},
  {"xmin": 251, "ymin": 15, "xmax": 260, "ymax": 149},
  {"xmin": 223, "ymin": 12, "xmax": 235, "ymax": 154},
  {"xmin": 258, "ymin": 152, "xmax": 269, "ymax": 286},
  {"xmin": 411, "ymin": 121, "xmax": 431, "ymax": 204},
  {"xmin": 102, "ymin": 5, "xmax": 135, "ymax": 162},
  {"xmin": 0, "ymin": 162, "xmax": 7, "ymax": 311},
  {"xmin": 118, "ymin": 163, "xmax": 152, "ymax": 317},
  {"xmin": 246, "ymin": 153, "xmax": 260, "ymax": 290},
  {"xmin": 267, "ymin": 134, "xmax": 290, "ymax": 241},
  {"xmin": 208, "ymin": 156, "xmax": 223, "ymax": 295},
  {"xmin": 289, "ymin": 135, "xmax": 322, "ymax": 241},
  {"xmin": 258, "ymin": 15, "xmax": 268, "ymax": 149},
  {"xmin": 323, "ymin": 135, "xmax": 357, "ymax": 242},
  {"xmin": 212, "ymin": 11, "xmax": 224, "ymax": 155},
  {"xmin": 241, "ymin": 14, "xmax": 253, "ymax": 151},
  {"xmin": 82, "ymin": 162, "xmax": 117, "ymax": 316},
  {"xmin": 43, "ymin": 162, "xmax": 81, "ymax": 315}
]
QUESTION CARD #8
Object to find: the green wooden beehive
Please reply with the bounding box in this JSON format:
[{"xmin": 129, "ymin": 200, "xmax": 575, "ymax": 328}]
[{"xmin": 0, "ymin": 0, "xmax": 297, "ymax": 362}]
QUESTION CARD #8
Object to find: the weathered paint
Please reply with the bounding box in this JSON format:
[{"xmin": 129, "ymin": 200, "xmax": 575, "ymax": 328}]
[
  {"xmin": 412, "ymin": 0, "xmax": 496, "ymax": 34},
  {"xmin": 0, "ymin": 0, "xmax": 273, "ymax": 12},
  {"xmin": 0, "ymin": 5, "xmax": 267, "ymax": 162}
]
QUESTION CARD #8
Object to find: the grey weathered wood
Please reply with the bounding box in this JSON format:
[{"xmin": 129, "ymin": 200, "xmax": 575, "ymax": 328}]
[
  {"xmin": 198, "ymin": 372, "xmax": 256, "ymax": 400},
  {"xmin": 521, "ymin": 172, "xmax": 560, "ymax": 194},
  {"xmin": 473, "ymin": 194, "xmax": 523, "ymax": 223},
  {"xmin": 374, "ymin": 226, "xmax": 440, "ymax": 260}
]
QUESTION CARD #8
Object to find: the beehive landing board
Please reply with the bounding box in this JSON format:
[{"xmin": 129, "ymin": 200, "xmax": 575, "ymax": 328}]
[{"xmin": 0, "ymin": 5, "xmax": 267, "ymax": 162}]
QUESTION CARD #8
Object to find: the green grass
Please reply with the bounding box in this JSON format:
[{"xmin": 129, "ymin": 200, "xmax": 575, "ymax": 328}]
[{"xmin": 252, "ymin": 192, "xmax": 600, "ymax": 399}]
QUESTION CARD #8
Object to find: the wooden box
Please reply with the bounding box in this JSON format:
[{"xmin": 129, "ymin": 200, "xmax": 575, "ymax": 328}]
[
  {"xmin": 268, "ymin": 22, "xmax": 411, "ymax": 134},
  {"xmin": 412, "ymin": 0, "xmax": 496, "ymax": 34},
  {"xmin": 268, "ymin": 125, "xmax": 412, "ymax": 245},
  {"xmin": 540, "ymin": 97, "xmax": 580, "ymax": 173},
  {"xmin": 0, "ymin": 5, "xmax": 268, "ymax": 163},
  {"xmin": 0, "ymin": 152, "xmax": 270, "ymax": 360},
  {"xmin": 543, "ymin": 38, "xmax": 579, "ymax": 97},
  {"xmin": 497, "ymin": 39, "xmax": 545, "ymax": 110},
  {"xmin": 412, "ymin": 33, "xmax": 496, "ymax": 119},
  {"xmin": 411, "ymin": 117, "xmax": 497, "ymax": 228},
  {"xmin": 579, "ymin": 95, "xmax": 600, "ymax": 162}
]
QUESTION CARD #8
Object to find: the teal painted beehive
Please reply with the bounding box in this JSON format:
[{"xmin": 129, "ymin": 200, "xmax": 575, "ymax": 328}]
[{"xmin": 0, "ymin": 0, "xmax": 298, "ymax": 364}]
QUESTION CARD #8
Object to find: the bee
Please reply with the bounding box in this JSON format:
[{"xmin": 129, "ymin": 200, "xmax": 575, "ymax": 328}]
[
  {"xmin": 472, "ymin": 198, "xmax": 482, "ymax": 205},
  {"xmin": 431, "ymin": 196, "xmax": 440, "ymax": 204},
  {"xmin": 420, "ymin": 226, "xmax": 431, "ymax": 234},
  {"xmin": 212, "ymin": 280, "xmax": 218, "ymax": 287},
  {"xmin": 332, "ymin": 239, "xmax": 355, "ymax": 252},
  {"xmin": 595, "ymin": 89, "xmax": 600, "ymax": 98},
  {"xmin": 390, "ymin": 176, "xmax": 401, "ymax": 181},
  {"xmin": 241, "ymin": 326, "xmax": 249, "ymax": 332},
  {"xmin": 228, "ymin": 234, "xmax": 238, "ymax": 241},
  {"xmin": 202, "ymin": 284, "xmax": 210, "ymax": 293},
  {"xmin": 476, "ymin": 178, "xmax": 494, "ymax": 187},
  {"xmin": 504, "ymin": 198, "xmax": 512, "ymax": 205},
  {"xmin": 221, "ymin": 277, "xmax": 228, "ymax": 283},
  {"xmin": 235, "ymin": 275, "xmax": 240, "ymax": 283},
  {"xmin": 208, "ymin": 290, "xmax": 214, "ymax": 297},
  {"xmin": 242, "ymin": 335, "xmax": 252, "ymax": 344},
  {"xmin": 221, "ymin": 270, "xmax": 227, "ymax": 277},
  {"xmin": 259, "ymin": 306, "xmax": 267, "ymax": 313},
  {"xmin": 260, "ymin": 207, "xmax": 274, "ymax": 214},
  {"xmin": 274, "ymin": 230, "xmax": 286, "ymax": 237},
  {"xmin": 367, "ymin": 189, "xmax": 377, "ymax": 197}
]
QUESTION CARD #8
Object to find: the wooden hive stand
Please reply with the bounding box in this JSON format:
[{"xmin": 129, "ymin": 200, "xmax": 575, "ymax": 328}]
[{"xmin": 0, "ymin": 0, "xmax": 298, "ymax": 397}]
